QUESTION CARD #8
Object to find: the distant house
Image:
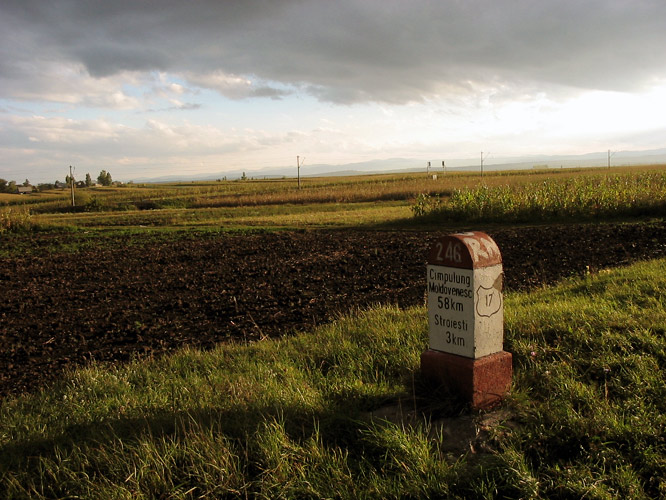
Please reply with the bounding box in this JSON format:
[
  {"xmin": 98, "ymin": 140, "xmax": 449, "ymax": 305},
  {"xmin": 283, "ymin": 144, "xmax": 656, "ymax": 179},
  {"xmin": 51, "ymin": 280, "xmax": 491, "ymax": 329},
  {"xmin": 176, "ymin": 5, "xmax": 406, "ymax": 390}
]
[{"xmin": 17, "ymin": 186, "xmax": 33, "ymax": 194}]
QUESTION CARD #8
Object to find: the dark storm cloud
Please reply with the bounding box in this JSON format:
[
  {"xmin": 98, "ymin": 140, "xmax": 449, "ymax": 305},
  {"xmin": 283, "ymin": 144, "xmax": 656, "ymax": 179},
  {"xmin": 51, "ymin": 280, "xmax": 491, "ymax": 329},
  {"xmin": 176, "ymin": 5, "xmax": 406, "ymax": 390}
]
[{"xmin": 2, "ymin": 0, "xmax": 666, "ymax": 105}]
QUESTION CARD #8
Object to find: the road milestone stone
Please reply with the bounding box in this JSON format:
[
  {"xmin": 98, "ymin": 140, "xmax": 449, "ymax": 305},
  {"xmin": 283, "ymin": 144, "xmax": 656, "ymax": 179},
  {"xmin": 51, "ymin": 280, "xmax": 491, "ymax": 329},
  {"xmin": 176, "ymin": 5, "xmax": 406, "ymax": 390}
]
[{"xmin": 421, "ymin": 231, "xmax": 512, "ymax": 409}]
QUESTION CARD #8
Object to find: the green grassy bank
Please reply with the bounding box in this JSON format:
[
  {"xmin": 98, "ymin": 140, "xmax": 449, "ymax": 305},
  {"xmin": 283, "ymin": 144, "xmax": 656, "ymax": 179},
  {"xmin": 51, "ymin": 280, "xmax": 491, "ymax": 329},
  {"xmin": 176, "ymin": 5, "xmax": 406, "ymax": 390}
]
[{"xmin": 1, "ymin": 258, "xmax": 665, "ymax": 498}]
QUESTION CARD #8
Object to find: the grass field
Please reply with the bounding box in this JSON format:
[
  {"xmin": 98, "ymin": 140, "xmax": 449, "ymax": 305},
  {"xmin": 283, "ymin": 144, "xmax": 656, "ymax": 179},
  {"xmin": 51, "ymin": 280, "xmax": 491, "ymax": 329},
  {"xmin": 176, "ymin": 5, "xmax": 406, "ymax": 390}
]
[
  {"xmin": 3, "ymin": 164, "xmax": 666, "ymax": 233},
  {"xmin": 1, "ymin": 257, "xmax": 664, "ymax": 498},
  {"xmin": 26, "ymin": 201, "xmax": 411, "ymax": 231}
]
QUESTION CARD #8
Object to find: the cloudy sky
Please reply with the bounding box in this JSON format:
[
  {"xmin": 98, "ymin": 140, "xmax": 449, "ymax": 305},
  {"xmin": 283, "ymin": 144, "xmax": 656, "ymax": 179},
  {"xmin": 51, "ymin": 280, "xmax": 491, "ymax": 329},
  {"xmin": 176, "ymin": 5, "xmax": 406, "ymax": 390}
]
[{"xmin": 2, "ymin": 0, "xmax": 666, "ymax": 183}]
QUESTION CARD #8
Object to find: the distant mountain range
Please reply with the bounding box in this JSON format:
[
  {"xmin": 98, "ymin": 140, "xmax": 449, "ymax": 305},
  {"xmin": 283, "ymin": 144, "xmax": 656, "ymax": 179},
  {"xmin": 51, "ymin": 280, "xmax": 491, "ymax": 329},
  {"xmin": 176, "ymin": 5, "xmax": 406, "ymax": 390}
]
[{"xmin": 130, "ymin": 147, "xmax": 666, "ymax": 183}]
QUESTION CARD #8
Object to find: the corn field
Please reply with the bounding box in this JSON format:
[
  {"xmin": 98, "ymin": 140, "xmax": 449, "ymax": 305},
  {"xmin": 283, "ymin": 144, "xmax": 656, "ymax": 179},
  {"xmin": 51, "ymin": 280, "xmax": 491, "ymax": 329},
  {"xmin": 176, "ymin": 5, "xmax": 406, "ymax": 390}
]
[
  {"xmin": 413, "ymin": 172, "xmax": 666, "ymax": 221},
  {"xmin": 0, "ymin": 207, "xmax": 33, "ymax": 233}
]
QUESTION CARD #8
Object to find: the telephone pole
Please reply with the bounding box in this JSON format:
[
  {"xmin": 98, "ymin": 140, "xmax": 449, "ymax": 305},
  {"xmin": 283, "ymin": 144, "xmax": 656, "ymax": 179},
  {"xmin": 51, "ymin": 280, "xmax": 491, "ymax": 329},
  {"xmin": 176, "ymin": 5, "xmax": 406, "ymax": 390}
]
[
  {"xmin": 69, "ymin": 165, "xmax": 75, "ymax": 207},
  {"xmin": 481, "ymin": 152, "xmax": 489, "ymax": 177},
  {"xmin": 607, "ymin": 149, "xmax": 615, "ymax": 169},
  {"xmin": 297, "ymin": 156, "xmax": 305, "ymax": 189}
]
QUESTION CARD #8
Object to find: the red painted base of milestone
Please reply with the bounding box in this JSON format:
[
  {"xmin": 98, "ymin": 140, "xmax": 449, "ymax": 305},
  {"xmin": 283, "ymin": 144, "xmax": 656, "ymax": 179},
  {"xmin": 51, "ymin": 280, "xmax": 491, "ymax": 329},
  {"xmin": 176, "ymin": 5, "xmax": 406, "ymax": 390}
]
[{"xmin": 420, "ymin": 350, "xmax": 513, "ymax": 409}]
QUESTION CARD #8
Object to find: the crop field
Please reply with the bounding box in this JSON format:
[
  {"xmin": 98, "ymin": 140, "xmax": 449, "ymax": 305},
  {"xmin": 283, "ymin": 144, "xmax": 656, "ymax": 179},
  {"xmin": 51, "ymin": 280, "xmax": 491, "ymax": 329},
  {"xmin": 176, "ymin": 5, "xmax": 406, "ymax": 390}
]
[
  {"xmin": 1, "ymin": 164, "xmax": 666, "ymax": 498},
  {"xmin": 3, "ymin": 164, "xmax": 665, "ymax": 232}
]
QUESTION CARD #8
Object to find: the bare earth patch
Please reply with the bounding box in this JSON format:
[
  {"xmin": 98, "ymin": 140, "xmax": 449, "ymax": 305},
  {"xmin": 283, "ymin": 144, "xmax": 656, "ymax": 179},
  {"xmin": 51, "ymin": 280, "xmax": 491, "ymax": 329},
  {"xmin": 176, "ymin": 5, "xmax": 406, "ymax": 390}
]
[{"xmin": 2, "ymin": 220, "xmax": 666, "ymax": 398}]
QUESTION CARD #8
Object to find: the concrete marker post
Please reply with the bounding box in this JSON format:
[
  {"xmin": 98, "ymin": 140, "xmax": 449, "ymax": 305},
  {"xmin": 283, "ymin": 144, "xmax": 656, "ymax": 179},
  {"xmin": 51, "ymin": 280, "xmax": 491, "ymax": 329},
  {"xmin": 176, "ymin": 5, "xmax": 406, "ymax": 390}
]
[{"xmin": 421, "ymin": 231, "xmax": 512, "ymax": 409}]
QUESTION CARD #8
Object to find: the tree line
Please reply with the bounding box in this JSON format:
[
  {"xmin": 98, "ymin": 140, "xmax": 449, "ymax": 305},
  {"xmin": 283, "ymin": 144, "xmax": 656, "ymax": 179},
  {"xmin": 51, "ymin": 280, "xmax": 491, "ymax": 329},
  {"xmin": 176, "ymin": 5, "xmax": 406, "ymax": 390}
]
[{"xmin": 0, "ymin": 170, "xmax": 114, "ymax": 193}]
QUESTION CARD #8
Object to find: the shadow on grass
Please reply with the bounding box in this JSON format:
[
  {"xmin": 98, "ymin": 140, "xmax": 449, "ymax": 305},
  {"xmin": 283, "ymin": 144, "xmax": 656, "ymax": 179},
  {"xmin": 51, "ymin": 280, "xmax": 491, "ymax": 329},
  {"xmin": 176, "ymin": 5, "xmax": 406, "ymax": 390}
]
[
  {"xmin": 0, "ymin": 371, "xmax": 465, "ymax": 474},
  {"xmin": 363, "ymin": 204, "xmax": 666, "ymax": 232}
]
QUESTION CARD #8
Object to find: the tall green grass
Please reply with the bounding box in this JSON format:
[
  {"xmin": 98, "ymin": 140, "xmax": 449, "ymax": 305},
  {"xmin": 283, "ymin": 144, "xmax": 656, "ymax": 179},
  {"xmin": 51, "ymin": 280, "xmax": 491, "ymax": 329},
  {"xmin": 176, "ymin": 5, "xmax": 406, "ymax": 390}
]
[
  {"xmin": 500, "ymin": 259, "xmax": 666, "ymax": 498},
  {"xmin": 1, "ymin": 258, "xmax": 665, "ymax": 498}
]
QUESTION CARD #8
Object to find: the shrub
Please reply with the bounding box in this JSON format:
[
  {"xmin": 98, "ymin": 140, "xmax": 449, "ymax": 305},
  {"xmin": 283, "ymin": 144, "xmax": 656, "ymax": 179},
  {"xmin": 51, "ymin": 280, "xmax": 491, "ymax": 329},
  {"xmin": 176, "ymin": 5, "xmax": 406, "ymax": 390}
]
[
  {"xmin": 84, "ymin": 196, "xmax": 105, "ymax": 212},
  {"xmin": 73, "ymin": 191, "xmax": 91, "ymax": 207}
]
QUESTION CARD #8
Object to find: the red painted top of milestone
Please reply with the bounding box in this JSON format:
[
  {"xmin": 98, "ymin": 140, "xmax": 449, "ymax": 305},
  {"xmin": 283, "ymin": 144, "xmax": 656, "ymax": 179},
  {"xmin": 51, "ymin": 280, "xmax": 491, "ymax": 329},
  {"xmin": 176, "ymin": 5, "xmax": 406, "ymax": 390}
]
[{"xmin": 428, "ymin": 231, "xmax": 502, "ymax": 269}]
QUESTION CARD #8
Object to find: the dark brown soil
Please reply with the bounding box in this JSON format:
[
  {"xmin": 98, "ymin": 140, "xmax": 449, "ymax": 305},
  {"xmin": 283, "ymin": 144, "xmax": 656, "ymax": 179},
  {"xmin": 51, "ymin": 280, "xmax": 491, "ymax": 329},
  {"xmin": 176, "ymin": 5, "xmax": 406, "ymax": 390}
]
[{"xmin": 2, "ymin": 220, "xmax": 666, "ymax": 398}]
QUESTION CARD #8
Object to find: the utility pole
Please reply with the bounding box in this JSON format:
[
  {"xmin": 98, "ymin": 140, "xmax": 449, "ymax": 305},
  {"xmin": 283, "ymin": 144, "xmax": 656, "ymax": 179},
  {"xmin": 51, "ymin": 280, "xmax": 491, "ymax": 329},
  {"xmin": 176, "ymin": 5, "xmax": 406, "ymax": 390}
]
[
  {"xmin": 297, "ymin": 156, "xmax": 305, "ymax": 189},
  {"xmin": 442, "ymin": 160, "xmax": 446, "ymax": 174},
  {"xmin": 481, "ymin": 152, "xmax": 489, "ymax": 177},
  {"xmin": 69, "ymin": 165, "xmax": 75, "ymax": 207},
  {"xmin": 427, "ymin": 161, "xmax": 431, "ymax": 175},
  {"xmin": 607, "ymin": 149, "xmax": 615, "ymax": 169}
]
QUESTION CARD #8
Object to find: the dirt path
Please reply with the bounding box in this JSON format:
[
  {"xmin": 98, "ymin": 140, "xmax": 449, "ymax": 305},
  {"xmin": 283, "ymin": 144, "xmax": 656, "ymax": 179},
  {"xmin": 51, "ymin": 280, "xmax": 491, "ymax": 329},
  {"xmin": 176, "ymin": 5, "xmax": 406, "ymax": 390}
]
[{"xmin": 2, "ymin": 220, "xmax": 666, "ymax": 398}]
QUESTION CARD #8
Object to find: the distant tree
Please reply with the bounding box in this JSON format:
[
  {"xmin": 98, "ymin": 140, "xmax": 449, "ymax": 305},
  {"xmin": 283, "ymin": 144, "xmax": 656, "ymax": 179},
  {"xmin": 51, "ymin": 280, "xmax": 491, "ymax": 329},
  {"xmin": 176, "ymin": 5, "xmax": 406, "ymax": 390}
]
[
  {"xmin": 0, "ymin": 179, "xmax": 7, "ymax": 193},
  {"xmin": 85, "ymin": 173, "xmax": 92, "ymax": 187},
  {"xmin": 241, "ymin": 172, "xmax": 247, "ymax": 180},
  {"xmin": 23, "ymin": 179, "xmax": 31, "ymax": 187},
  {"xmin": 65, "ymin": 174, "xmax": 74, "ymax": 187},
  {"xmin": 7, "ymin": 181, "xmax": 16, "ymax": 193},
  {"xmin": 97, "ymin": 170, "xmax": 112, "ymax": 186}
]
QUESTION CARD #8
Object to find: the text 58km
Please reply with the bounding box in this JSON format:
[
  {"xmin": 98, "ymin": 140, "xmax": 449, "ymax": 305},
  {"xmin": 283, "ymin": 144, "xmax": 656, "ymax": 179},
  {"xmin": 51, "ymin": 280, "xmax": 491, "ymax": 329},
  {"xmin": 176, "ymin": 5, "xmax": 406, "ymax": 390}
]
[{"xmin": 437, "ymin": 295, "xmax": 464, "ymax": 312}]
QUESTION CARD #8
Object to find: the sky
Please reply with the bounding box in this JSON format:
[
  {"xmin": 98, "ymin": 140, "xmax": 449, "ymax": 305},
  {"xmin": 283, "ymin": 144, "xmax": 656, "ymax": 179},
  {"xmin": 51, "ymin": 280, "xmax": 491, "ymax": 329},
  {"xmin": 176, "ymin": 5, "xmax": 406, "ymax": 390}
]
[{"xmin": 2, "ymin": 0, "xmax": 666, "ymax": 183}]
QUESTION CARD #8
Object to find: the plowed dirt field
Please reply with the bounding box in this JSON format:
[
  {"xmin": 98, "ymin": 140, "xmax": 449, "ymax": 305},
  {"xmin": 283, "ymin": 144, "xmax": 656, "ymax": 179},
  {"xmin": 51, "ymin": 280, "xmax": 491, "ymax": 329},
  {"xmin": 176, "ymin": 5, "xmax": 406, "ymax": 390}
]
[{"xmin": 2, "ymin": 220, "xmax": 666, "ymax": 398}]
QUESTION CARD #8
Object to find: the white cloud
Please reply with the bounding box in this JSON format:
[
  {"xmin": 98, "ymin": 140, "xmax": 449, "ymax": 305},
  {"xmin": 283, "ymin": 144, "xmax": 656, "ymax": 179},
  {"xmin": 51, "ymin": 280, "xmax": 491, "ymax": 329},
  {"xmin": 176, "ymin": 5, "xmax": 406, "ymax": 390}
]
[
  {"xmin": 2, "ymin": 0, "xmax": 666, "ymax": 182},
  {"xmin": 0, "ymin": 60, "xmax": 142, "ymax": 109},
  {"xmin": 182, "ymin": 71, "xmax": 292, "ymax": 100},
  {"xmin": 0, "ymin": 112, "xmax": 331, "ymax": 180}
]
